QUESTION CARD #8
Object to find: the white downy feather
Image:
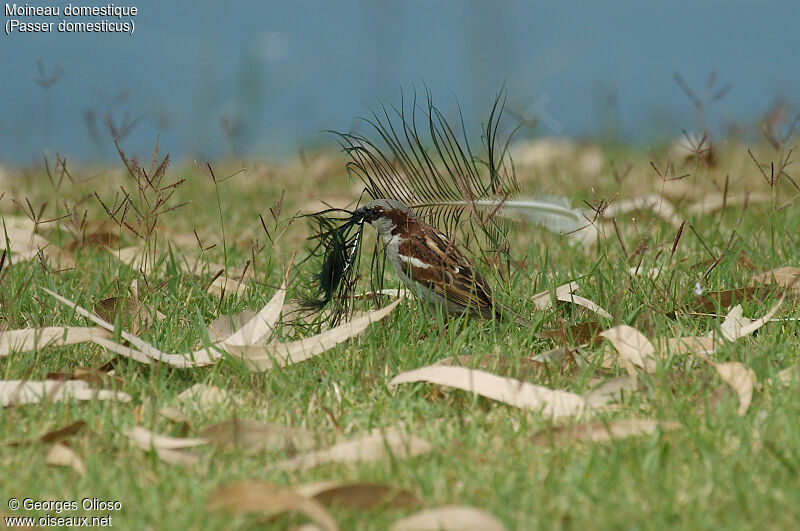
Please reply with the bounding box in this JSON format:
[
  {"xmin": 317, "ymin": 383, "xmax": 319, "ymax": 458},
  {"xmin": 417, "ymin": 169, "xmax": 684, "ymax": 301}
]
[{"xmin": 438, "ymin": 197, "xmax": 586, "ymax": 234}]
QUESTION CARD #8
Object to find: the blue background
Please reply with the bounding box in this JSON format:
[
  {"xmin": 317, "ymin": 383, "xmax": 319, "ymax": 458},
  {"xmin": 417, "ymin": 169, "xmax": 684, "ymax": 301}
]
[{"xmin": 1, "ymin": 0, "xmax": 798, "ymax": 164}]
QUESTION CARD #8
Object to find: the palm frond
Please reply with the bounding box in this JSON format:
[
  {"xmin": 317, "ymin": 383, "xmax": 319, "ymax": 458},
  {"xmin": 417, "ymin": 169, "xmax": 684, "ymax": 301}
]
[
  {"xmin": 330, "ymin": 88, "xmax": 583, "ymax": 252},
  {"xmin": 300, "ymin": 211, "xmax": 365, "ymax": 323}
]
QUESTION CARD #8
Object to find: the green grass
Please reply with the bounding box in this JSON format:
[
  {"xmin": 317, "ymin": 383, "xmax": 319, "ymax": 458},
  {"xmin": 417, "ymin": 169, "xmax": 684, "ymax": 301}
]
[{"xmin": 1, "ymin": 141, "xmax": 800, "ymax": 529}]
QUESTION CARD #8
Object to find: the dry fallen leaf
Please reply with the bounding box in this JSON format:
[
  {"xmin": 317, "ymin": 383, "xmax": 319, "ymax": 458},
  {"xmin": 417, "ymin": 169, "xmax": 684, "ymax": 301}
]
[
  {"xmin": 39, "ymin": 420, "xmax": 87, "ymax": 444},
  {"xmin": 389, "ymin": 505, "xmax": 507, "ymax": 531},
  {"xmin": 159, "ymin": 406, "xmax": 188, "ymax": 425},
  {"xmin": 206, "ymin": 310, "xmax": 258, "ymax": 342},
  {"xmin": 43, "ymin": 275, "xmax": 317, "ymax": 371},
  {"xmin": 535, "ymin": 321, "xmax": 603, "ymax": 345},
  {"xmin": 0, "ymin": 380, "xmax": 131, "ymax": 407},
  {"xmin": 531, "ymin": 281, "xmax": 579, "ymax": 310},
  {"xmin": 198, "ymin": 419, "xmax": 316, "ymax": 454},
  {"xmin": 223, "ymin": 277, "xmax": 287, "ymax": 346},
  {"xmin": 562, "ymin": 294, "xmax": 612, "ymax": 319},
  {"xmin": 673, "ymin": 287, "xmax": 762, "ymax": 317},
  {"xmin": 207, "ymin": 481, "xmax": 339, "ymax": 531},
  {"xmin": 45, "ymin": 288, "xmax": 222, "ymax": 368},
  {"xmin": 0, "ymin": 326, "xmax": 112, "ymax": 357},
  {"xmin": 718, "ymin": 305, "xmax": 752, "ymax": 340},
  {"xmin": 599, "ymin": 325, "xmax": 657, "ymax": 376},
  {"xmin": 228, "ymin": 299, "xmax": 401, "ymax": 371},
  {"xmin": 531, "ymin": 419, "xmax": 681, "ymax": 445},
  {"xmin": 0, "ymin": 225, "xmax": 54, "ymax": 261},
  {"xmin": 126, "ymin": 426, "xmax": 206, "ymax": 465},
  {"xmin": 389, "ymin": 365, "xmax": 587, "ymax": 418},
  {"xmin": 206, "ymin": 275, "xmax": 249, "ymax": 298},
  {"xmin": 584, "ymin": 376, "xmax": 638, "ymax": 408},
  {"xmin": 46, "ymin": 442, "xmax": 87, "ymax": 476},
  {"xmin": 659, "ymin": 336, "xmax": 717, "ymax": 356},
  {"xmin": 126, "ymin": 426, "xmax": 208, "ymax": 451},
  {"xmin": 47, "ymin": 361, "xmax": 124, "ymax": 391},
  {"xmin": 753, "ymin": 267, "xmax": 800, "ymax": 291},
  {"xmin": 531, "ymin": 281, "xmax": 611, "ymax": 318},
  {"xmin": 711, "ymin": 362, "xmax": 756, "ymax": 416},
  {"xmin": 717, "ymin": 297, "xmax": 784, "ymax": 341},
  {"xmin": 152, "ymin": 448, "xmax": 200, "ymax": 466},
  {"xmin": 277, "ymin": 426, "xmax": 431, "ymax": 471},
  {"xmin": 295, "ymin": 481, "xmax": 421, "ymax": 510},
  {"xmin": 109, "ymin": 245, "xmax": 149, "ymax": 272}
]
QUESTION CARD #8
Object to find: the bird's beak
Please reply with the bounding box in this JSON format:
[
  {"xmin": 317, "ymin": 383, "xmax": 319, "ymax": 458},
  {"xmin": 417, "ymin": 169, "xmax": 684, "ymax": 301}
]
[{"xmin": 352, "ymin": 207, "xmax": 370, "ymax": 224}]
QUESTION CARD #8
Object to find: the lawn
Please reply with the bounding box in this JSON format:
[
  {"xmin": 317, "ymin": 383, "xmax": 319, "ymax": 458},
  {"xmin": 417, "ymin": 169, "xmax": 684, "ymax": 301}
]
[{"xmin": 1, "ymin": 129, "xmax": 799, "ymax": 529}]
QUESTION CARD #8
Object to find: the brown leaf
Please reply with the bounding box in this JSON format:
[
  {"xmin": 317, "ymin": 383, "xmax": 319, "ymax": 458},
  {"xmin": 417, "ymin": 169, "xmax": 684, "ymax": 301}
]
[
  {"xmin": 198, "ymin": 419, "xmax": 316, "ymax": 454},
  {"xmin": 389, "ymin": 365, "xmax": 587, "ymax": 418},
  {"xmin": 296, "ymin": 481, "xmax": 421, "ymax": 510},
  {"xmin": 389, "ymin": 505, "xmax": 506, "ymax": 531},
  {"xmin": 668, "ymin": 287, "xmax": 763, "ymax": 317},
  {"xmin": 47, "ymin": 363, "xmax": 124, "ymax": 391},
  {"xmin": 536, "ymin": 321, "xmax": 603, "ymax": 345},
  {"xmin": 531, "ymin": 419, "xmax": 681, "ymax": 445},
  {"xmin": 64, "ymin": 224, "xmax": 120, "ymax": 252},
  {"xmin": 46, "ymin": 442, "xmax": 87, "ymax": 475},
  {"xmin": 207, "ymin": 481, "xmax": 339, "ymax": 531},
  {"xmin": 39, "ymin": 420, "xmax": 87, "ymax": 444},
  {"xmin": 277, "ymin": 426, "xmax": 431, "ymax": 471}
]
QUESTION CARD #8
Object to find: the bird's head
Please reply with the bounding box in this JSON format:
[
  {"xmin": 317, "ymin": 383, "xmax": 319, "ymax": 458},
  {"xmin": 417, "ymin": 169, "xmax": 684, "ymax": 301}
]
[{"xmin": 353, "ymin": 198, "xmax": 415, "ymax": 238}]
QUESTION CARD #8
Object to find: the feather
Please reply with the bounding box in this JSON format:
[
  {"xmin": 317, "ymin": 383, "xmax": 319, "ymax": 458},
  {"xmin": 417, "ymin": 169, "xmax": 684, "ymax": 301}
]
[
  {"xmin": 433, "ymin": 197, "xmax": 586, "ymax": 234},
  {"xmin": 300, "ymin": 212, "xmax": 365, "ymax": 323},
  {"xmin": 330, "ymin": 87, "xmax": 578, "ymax": 255}
]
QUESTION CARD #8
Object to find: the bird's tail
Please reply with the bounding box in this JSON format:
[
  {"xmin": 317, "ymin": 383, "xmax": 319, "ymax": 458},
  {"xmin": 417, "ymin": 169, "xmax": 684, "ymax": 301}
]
[{"xmin": 496, "ymin": 303, "xmax": 531, "ymax": 327}]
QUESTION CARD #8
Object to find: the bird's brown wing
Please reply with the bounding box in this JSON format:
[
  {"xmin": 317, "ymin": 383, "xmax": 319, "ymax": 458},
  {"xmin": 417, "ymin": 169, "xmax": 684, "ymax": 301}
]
[{"xmin": 397, "ymin": 227, "xmax": 495, "ymax": 319}]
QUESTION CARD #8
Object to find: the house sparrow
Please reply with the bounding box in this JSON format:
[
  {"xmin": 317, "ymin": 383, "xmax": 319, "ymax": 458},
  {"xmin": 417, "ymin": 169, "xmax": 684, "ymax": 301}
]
[{"xmin": 353, "ymin": 198, "xmax": 528, "ymax": 325}]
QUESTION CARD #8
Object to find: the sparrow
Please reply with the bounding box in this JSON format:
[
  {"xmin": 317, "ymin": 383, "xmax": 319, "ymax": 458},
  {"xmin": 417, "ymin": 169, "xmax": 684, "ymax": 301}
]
[{"xmin": 353, "ymin": 198, "xmax": 527, "ymax": 325}]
